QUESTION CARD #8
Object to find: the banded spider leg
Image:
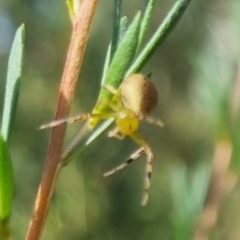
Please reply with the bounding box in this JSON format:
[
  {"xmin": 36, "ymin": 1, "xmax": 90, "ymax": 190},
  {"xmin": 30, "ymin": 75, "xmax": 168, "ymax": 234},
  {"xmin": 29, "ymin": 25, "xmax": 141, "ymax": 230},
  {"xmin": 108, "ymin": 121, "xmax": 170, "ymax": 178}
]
[{"xmin": 104, "ymin": 132, "xmax": 154, "ymax": 206}]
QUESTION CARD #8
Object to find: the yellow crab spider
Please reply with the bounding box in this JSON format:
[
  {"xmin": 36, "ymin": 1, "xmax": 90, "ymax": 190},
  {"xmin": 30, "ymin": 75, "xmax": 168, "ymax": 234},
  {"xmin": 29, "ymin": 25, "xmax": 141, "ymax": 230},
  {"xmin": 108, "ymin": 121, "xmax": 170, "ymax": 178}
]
[{"xmin": 40, "ymin": 73, "xmax": 163, "ymax": 205}]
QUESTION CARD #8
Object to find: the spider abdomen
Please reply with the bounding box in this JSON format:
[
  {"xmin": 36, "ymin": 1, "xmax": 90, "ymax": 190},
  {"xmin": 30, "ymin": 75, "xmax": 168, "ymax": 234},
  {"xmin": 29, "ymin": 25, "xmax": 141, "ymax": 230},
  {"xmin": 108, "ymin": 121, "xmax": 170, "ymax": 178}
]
[{"xmin": 120, "ymin": 73, "xmax": 158, "ymax": 116}]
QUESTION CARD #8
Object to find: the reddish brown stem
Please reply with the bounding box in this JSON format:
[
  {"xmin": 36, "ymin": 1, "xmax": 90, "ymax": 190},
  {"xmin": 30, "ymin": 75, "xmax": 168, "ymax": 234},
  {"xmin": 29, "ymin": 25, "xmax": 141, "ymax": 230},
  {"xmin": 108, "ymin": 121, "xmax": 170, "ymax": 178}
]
[
  {"xmin": 193, "ymin": 139, "xmax": 232, "ymax": 240},
  {"xmin": 25, "ymin": 1, "xmax": 99, "ymax": 239}
]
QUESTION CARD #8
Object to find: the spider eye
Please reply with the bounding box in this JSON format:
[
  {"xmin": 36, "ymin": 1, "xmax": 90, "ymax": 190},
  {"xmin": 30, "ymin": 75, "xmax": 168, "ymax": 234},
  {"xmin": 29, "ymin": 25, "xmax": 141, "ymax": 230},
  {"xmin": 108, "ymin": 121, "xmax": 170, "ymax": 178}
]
[{"xmin": 121, "ymin": 73, "xmax": 158, "ymax": 116}]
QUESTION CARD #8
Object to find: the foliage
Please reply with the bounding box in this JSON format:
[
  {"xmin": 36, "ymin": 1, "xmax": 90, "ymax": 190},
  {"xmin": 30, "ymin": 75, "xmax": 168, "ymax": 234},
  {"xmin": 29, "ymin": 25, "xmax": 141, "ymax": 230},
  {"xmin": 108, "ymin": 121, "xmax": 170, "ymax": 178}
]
[{"xmin": 0, "ymin": 0, "xmax": 240, "ymax": 240}]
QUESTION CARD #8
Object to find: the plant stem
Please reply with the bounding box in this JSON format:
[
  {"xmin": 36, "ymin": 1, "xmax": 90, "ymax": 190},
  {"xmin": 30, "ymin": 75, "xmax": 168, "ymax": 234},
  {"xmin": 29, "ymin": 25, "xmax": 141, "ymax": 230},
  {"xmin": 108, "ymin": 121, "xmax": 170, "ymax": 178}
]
[
  {"xmin": 25, "ymin": 1, "xmax": 99, "ymax": 239},
  {"xmin": 193, "ymin": 139, "xmax": 232, "ymax": 240}
]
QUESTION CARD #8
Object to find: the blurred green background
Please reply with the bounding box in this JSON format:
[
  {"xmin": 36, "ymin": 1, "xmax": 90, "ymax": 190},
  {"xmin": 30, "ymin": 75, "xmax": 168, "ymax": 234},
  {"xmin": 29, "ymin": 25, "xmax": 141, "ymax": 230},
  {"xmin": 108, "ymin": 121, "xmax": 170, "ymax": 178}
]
[{"xmin": 0, "ymin": 0, "xmax": 240, "ymax": 239}]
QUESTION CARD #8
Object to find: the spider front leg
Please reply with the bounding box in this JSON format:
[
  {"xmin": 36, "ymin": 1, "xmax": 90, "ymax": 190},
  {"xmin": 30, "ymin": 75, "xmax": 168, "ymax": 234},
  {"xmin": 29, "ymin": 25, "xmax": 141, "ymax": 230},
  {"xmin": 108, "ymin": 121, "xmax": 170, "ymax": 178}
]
[
  {"xmin": 39, "ymin": 112, "xmax": 116, "ymax": 129},
  {"xmin": 104, "ymin": 84, "xmax": 119, "ymax": 95},
  {"xmin": 143, "ymin": 115, "xmax": 164, "ymax": 127},
  {"xmin": 131, "ymin": 132, "xmax": 154, "ymax": 206},
  {"xmin": 107, "ymin": 126, "xmax": 125, "ymax": 140},
  {"xmin": 103, "ymin": 147, "xmax": 145, "ymax": 176},
  {"xmin": 104, "ymin": 131, "xmax": 154, "ymax": 206}
]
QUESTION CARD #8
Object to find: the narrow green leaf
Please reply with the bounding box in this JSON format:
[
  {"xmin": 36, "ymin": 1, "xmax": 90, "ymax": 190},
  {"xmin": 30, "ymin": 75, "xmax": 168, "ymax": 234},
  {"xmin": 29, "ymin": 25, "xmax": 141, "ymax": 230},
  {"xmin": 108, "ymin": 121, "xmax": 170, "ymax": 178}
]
[
  {"xmin": 101, "ymin": 15, "xmax": 130, "ymax": 87},
  {"xmin": 138, "ymin": 0, "xmax": 156, "ymax": 49},
  {"xmin": 0, "ymin": 132, "xmax": 13, "ymax": 221},
  {"xmin": 110, "ymin": 0, "xmax": 122, "ymax": 60},
  {"xmin": 84, "ymin": 119, "xmax": 113, "ymax": 146},
  {"xmin": 66, "ymin": 0, "xmax": 83, "ymax": 19},
  {"xmin": 104, "ymin": 12, "xmax": 141, "ymax": 88},
  {"xmin": 62, "ymin": 119, "xmax": 114, "ymax": 162},
  {"xmin": 93, "ymin": 12, "xmax": 141, "ymax": 115},
  {"xmin": 127, "ymin": 0, "xmax": 192, "ymax": 74},
  {"xmin": 1, "ymin": 24, "xmax": 25, "ymax": 142},
  {"xmin": 66, "ymin": 0, "xmax": 74, "ymax": 16},
  {"xmin": 101, "ymin": 43, "xmax": 112, "ymax": 86},
  {"xmin": 171, "ymin": 162, "xmax": 210, "ymax": 239},
  {"xmin": 118, "ymin": 16, "xmax": 129, "ymax": 44},
  {"xmin": 101, "ymin": 16, "xmax": 129, "ymax": 87}
]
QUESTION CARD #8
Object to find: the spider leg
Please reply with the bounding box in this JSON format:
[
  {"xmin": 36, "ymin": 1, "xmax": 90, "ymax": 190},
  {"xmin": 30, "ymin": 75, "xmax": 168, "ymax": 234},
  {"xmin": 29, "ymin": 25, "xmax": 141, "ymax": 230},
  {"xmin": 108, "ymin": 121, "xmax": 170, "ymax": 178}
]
[
  {"xmin": 143, "ymin": 115, "xmax": 164, "ymax": 127},
  {"xmin": 131, "ymin": 132, "xmax": 154, "ymax": 206},
  {"xmin": 103, "ymin": 147, "xmax": 145, "ymax": 177},
  {"xmin": 103, "ymin": 84, "xmax": 124, "ymax": 110},
  {"xmin": 107, "ymin": 126, "xmax": 125, "ymax": 140},
  {"xmin": 39, "ymin": 112, "xmax": 115, "ymax": 129},
  {"xmin": 104, "ymin": 84, "xmax": 118, "ymax": 95}
]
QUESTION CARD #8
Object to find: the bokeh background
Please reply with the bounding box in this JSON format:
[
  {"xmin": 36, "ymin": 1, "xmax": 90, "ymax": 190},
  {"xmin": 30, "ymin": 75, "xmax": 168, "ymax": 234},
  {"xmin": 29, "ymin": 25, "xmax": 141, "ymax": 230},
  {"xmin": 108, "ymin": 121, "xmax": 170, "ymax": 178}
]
[{"xmin": 0, "ymin": 0, "xmax": 240, "ymax": 239}]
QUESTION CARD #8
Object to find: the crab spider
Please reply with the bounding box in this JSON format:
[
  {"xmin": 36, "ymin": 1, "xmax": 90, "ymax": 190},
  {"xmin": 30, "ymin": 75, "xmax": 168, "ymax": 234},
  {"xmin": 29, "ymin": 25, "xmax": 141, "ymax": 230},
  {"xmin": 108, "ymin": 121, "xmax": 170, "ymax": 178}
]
[{"xmin": 40, "ymin": 73, "xmax": 163, "ymax": 205}]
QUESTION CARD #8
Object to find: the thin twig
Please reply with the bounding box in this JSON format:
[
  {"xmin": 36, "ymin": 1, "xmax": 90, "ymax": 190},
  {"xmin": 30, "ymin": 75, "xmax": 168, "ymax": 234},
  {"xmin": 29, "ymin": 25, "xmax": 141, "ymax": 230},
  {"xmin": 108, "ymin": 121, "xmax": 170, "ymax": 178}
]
[
  {"xmin": 25, "ymin": 1, "xmax": 99, "ymax": 239},
  {"xmin": 193, "ymin": 139, "xmax": 232, "ymax": 240}
]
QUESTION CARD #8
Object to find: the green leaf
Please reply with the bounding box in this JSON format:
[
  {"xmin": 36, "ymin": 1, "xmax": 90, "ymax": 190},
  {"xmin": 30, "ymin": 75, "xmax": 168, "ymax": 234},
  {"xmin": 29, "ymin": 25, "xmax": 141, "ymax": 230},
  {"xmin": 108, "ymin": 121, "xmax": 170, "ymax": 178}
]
[
  {"xmin": 110, "ymin": 0, "xmax": 123, "ymax": 60},
  {"xmin": 93, "ymin": 11, "xmax": 141, "ymax": 115},
  {"xmin": 1, "ymin": 24, "xmax": 25, "ymax": 142},
  {"xmin": 0, "ymin": 132, "xmax": 13, "ymax": 221},
  {"xmin": 127, "ymin": 0, "xmax": 192, "ymax": 74},
  {"xmin": 170, "ymin": 162, "xmax": 211, "ymax": 239},
  {"xmin": 101, "ymin": 17, "xmax": 129, "ymax": 87},
  {"xmin": 138, "ymin": 0, "xmax": 156, "ymax": 49},
  {"xmin": 66, "ymin": 0, "xmax": 82, "ymax": 19},
  {"xmin": 66, "ymin": 0, "xmax": 74, "ymax": 16},
  {"xmin": 118, "ymin": 16, "xmax": 129, "ymax": 43},
  {"xmin": 100, "ymin": 43, "xmax": 112, "ymax": 86},
  {"xmin": 84, "ymin": 119, "xmax": 113, "ymax": 146}
]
